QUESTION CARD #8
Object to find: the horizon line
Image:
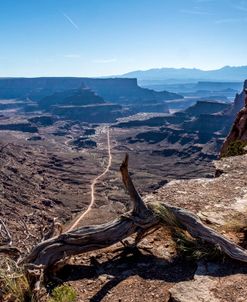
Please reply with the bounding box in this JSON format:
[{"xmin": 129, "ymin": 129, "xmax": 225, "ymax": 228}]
[{"xmin": 0, "ymin": 64, "xmax": 247, "ymax": 79}]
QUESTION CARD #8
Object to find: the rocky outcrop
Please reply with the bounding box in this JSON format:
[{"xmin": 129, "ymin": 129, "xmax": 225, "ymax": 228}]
[
  {"xmin": 220, "ymin": 83, "xmax": 247, "ymax": 157},
  {"xmin": 229, "ymin": 80, "xmax": 247, "ymax": 115},
  {"xmin": 38, "ymin": 86, "xmax": 105, "ymax": 109},
  {"xmin": 184, "ymin": 101, "xmax": 230, "ymax": 117},
  {"xmin": 35, "ymin": 86, "xmax": 124, "ymax": 123},
  {"xmin": 169, "ymin": 261, "xmax": 247, "ymax": 302},
  {"xmin": 144, "ymin": 153, "xmax": 247, "ymax": 302},
  {"xmin": 81, "ymin": 78, "xmax": 181, "ymax": 105}
]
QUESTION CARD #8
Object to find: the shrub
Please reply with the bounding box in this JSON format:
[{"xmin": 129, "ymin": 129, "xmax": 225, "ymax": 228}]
[
  {"xmin": 222, "ymin": 140, "xmax": 247, "ymax": 157},
  {"xmin": 0, "ymin": 260, "xmax": 33, "ymax": 302},
  {"xmin": 151, "ymin": 203, "xmax": 223, "ymax": 260},
  {"xmin": 48, "ymin": 285, "xmax": 77, "ymax": 302},
  {"xmin": 172, "ymin": 229, "xmax": 222, "ymax": 260}
]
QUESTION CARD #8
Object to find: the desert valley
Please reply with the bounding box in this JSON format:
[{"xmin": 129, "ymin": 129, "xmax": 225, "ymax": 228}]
[
  {"xmin": 0, "ymin": 70, "xmax": 247, "ymax": 301},
  {"xmin": 1, "ymin": 1, "xmax": 247, "ymax": 300}
]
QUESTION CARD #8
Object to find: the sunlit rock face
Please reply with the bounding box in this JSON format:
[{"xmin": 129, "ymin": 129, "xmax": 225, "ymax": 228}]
[
  {"xmin": 220, "ymin": 82, "xmax": 247, "ymax": 157},
  {"xmin": 230, "ymin": 80, "xmax": 247, "ymax": 115}
]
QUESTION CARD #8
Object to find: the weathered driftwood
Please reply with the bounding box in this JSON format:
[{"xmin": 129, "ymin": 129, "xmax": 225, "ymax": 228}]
[{"xmin": 2, "ymin": 154, "xmax": 247, "ymax": 277}]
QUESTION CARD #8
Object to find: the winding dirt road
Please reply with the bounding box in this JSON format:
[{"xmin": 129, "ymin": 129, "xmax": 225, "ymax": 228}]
[{"xmin": 68, "ymin": 127, "xmax": 112, "ymax": 231}]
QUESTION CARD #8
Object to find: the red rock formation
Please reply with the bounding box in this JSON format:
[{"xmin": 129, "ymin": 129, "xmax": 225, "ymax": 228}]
[{"xmin": 220, "ymin": 88, "xmax": 247, "ymax": 157}]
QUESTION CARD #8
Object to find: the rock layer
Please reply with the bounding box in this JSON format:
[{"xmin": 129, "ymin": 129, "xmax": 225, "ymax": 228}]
[{"xmin": 220, "ymin": 83, "xmax": 247, "ymax": 157}]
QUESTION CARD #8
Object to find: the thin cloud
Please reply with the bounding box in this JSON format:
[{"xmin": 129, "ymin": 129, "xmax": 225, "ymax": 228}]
[
  {"xmin": 93, "ymin": 58, "xmax": 117, "ymax": 64},
  {"xmin": 233, "ymin": 0, "xmax": 247, "ymax": 12},
  {"xmin": 63, "ymin": 13, "xmax": 79, "ymax": 30},
  {"xmin": 64, "ymin": 54, "xmax": 81, "ymax": 58},
  {"xmin": 215, "ymin": 17, "xmax": 247, "ymax": 24},
  {"xmin": 195, "ymin": 0, "xmax": 215, "ymax": 2},
  {"xmin": 180, "ymin": 8, "xmax": 211, "ymax": 15}
]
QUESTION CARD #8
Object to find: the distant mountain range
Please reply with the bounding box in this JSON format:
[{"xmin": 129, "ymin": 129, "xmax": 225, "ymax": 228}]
[{"xmin": 121, "ymin": 66, "xmax": 247, "ymax": 83}]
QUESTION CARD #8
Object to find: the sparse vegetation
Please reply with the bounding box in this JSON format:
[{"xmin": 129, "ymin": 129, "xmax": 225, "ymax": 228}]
[
  {"xmin": 172, "ymin": 229, "xmax": 223, "ymax": 260},
  {"xmin": 151, "ymin": 203, "xmax": 223, "ymax": 260},
  {"xmin": 221, "ymin": 140, "xmax": 247, "ymax": 157},
  {"xmin": 150, "ymin": 203, "xmax": 181, "ymax": 228},
  {"xmin": 48, "ymin": 285, "xmax": 77, "ymax": 302},
  {"xmin": 0, "ymin": 259, "xmax": 33, "ymax": 302}
]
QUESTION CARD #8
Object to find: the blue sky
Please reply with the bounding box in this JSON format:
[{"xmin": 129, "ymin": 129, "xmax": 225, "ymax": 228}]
[{"xmin": 0, "ymin": 0, "xmax": 246, "ymax": 77}]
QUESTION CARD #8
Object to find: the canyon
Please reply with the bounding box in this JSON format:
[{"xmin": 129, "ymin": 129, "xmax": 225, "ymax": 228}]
[{"xmin": 0, "ymin": 76, "xmax": 246, "ymax": 302}]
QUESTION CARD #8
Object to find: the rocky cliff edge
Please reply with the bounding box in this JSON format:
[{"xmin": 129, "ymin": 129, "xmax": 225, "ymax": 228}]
[{"xmin": 144, "ymin": 153, "xmax": 247, "ymax": 302}]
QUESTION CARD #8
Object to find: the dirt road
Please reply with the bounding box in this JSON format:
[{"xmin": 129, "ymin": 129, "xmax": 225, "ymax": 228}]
[{"xmin": 68, "ymin": 127, "xmax": 112, "ymax": 231}]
